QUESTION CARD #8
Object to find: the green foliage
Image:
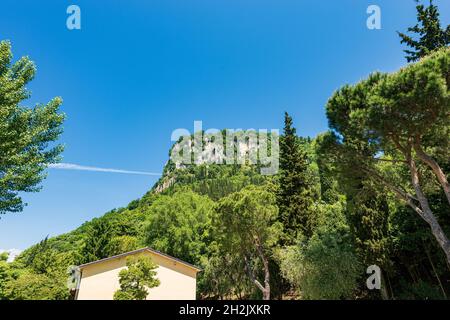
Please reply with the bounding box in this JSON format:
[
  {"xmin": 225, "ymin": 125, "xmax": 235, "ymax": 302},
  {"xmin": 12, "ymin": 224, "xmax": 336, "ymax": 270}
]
[
  {"xmin": 398, "ymin": 0, "xmax": 449, "ymax": 62},
  {"xmin": 144, "ymin": 190, "xmax": 214, "ymax": 265},
  {"xmin": 317, "ymin": 132, "xmax": 393, "ymax": 274},
  {"xmin": 315, "ymin": 140, "xmax": 393, "ymax": 298},
  {"xmin": 397, "ymin": 280, "xmax": 445, "ymax": 300},
  {"xmin": 80, "ymin": 219, "xmax": 114, "ymax": 264},
  {"xmin": 313, "ymin": 133, "xmax": 341, "ymax": 203},
  {"xmin": 278, "ymin": 205, "xmax": 361, "ymax": 300},
  {"xmin": 214, "ymin": 185, "xmax": 282, "ymax": 299},
  {"xmin": 163, "ymin": 164, "xmax": 268, "ymax": 200},
  {"xmin": 0, "ymin": 259, "xmax": 10, "ymax": 299},
  {"xmin": 367, "ymin": 49, "xmax": 449, "ymax": 145},
  {"xmin": 109, "ymin": 236, "xmax": 140, "ymax": 256},
  {"xmin": 2, "ymin": 237, "xmax": 73, "ymax": 300},
  {"xmin": 0, "ymin": 40, "xmax": 65, "ymax": 214},
  {"xmin": 278, "ymin": 113, "xmax": 314, "ymax": 242},
  {"xmin": 200, "ymin": 251, "xmax": 255, "ymax": 299},
  {"xmin": 4, "ymin": 270, "xmax": 70, "ymax": 300},
  {"xmin": 326, "ymin": 47, "xmax": 450, "ymax": 263},
  {"xmin": 28, "ymin": 242, "xmax": 60, "ymax": 274},
  {"xmin": 0, "ymin": 252, "xmax": 8, "ymax": 262},
  {"xmin": 346, "ymin": 180, "xmax": 392, "ymax": 272},
  {"xmin": 113, "ymin": 256, "xmax": 160, "ymax": 300},
  {"xmin": 215, "ymin": 185, "xmax": 282, "ymax": 257}
]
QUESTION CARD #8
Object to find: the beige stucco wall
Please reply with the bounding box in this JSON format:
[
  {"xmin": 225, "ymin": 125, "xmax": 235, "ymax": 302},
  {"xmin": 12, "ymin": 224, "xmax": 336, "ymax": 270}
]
[{"xmin": 76, "ymin": 250, "xmax": 198, "ymax": 300}]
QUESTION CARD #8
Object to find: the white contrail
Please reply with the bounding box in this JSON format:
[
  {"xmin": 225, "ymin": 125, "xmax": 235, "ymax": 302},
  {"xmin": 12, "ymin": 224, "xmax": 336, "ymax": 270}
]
[{"xmin": 48, "ymin": 163, "xmax": 162, "ymax": 176}]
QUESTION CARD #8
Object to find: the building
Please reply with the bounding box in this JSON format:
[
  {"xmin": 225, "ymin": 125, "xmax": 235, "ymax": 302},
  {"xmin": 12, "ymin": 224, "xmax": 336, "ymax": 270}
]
[{"xmin": 75, "ymin": 247, "xmax": 201, "ymax": 300}]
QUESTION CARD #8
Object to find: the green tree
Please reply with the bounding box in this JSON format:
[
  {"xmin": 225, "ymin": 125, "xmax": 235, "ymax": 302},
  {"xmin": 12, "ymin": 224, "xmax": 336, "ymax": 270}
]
[
  {"xmin": 113, "ymin": 256, "xmax": 160, "ymax": 300},
  {"xmin": 390, "ymin": 204, "xmax": 449, "ymax": 299},
  {"xmin": 144, "ymin": 190, "xmax": 213, "ymax": 265},
  {"xmin": 109, "ymin": 235, "xmax": 140, "ymax": 256},
  {"xmin": 0, "ymin": 252, "xmax": 8, "ymax": 262},
  {"xmin": 346, "ymin": 180, "xmax": 393, "ymax": 298},
  {"xmin": 313, "ymin": 133, "xmax": 341, "ymax": 203},
  {"xmin": 0, "ymin": 40, "xmax": 65, "ymax": 215},
  {"xmin": 80, "ymin": 219, "xmax": 114, "ymax": 263},
  {"xmin": 278, "ymin": 112, "xmax": 314, "ymax": 243},
  {"xmin": 0, "ymin": 257, "xmax": 10, "ymax": 299},
  {"xmin": 22, "ymin": 237, "xmax": 60, "ymax": 274},
  {"xmin": 278, "ymin": 203, "xmax": 361, "ymax": 300},
  {"xmin": 326, "ymin": 48, "xmax": 450, "ymax": 264},
  {"xmin": 398, "ymin": 0, "xmax": 449, "ymax": 62},
  {"xmin": 5, "ymin": 239, "xmax": 74, "ymax": 300},
  {"xmin": 214, "ymin": 185, "xmax": 282, "ymax": 300},
  {"xmin": 315, "ymin": 132, "xmax": 393, "ymax": 298},
  {"xmin": 200, "ymin": 249, "xmax": 255, "ymax": 299},
  {"xmin": 3, "ymin": 271, "xmax": 70, "ymax": 300}
]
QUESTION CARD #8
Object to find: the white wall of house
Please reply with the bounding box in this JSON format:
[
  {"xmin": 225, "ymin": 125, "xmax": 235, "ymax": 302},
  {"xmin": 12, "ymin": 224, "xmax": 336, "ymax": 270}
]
[{"xmin": 76, "ymin": 250, "xmax": 198, "ymax": 300}]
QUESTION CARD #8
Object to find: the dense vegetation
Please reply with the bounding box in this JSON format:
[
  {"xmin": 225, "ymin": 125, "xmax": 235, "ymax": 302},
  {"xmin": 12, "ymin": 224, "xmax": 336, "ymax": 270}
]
[{"xmin": 0, "ymin": 0, "xmax": 449, "ymax": 300}]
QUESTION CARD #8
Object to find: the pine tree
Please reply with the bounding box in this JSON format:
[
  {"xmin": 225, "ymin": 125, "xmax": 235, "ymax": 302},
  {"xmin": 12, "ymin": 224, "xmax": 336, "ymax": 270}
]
[
  {"xmin": 80, "ymin": 219, "xmax": 114, "ymax": 263},
  {"xmin": 398, "ymin": 0, "xmax": 449, "ymax": 62},
  {"xmin": 278, "ymin": 112, "xmax": 313, "ymax": 243}
]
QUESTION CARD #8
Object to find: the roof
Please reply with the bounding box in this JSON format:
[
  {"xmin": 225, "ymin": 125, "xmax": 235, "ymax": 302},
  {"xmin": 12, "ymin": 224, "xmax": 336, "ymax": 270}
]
[{"xmin": 78, "ymin": 247, "xmax": 202, "ymax": 272}]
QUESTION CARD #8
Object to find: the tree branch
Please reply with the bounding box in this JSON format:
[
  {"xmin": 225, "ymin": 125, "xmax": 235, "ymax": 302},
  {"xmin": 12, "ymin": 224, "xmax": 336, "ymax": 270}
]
[
  {"xmin": 254, "ymin": 236, "xmax": 270, "ymax": 299},
  {"xmin": 413, "ymin": 139, "xmax": 450, "ymax": 206},
  {"xmin": 361, "ymin": 166, "xmax": 419, "ymax": 204}
]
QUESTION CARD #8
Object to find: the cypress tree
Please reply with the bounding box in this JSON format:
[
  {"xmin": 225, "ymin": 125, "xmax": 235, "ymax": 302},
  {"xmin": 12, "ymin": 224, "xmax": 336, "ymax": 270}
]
[{"xmin": 278, "ymin": 112, "xmax": 313, "ymax": 244}]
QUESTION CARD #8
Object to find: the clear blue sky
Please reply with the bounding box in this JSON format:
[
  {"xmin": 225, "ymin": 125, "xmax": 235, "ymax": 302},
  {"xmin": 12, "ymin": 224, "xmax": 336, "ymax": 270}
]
[{"xmin": 0, "ymin": 0, "xmax": 449, "ymax": 250}]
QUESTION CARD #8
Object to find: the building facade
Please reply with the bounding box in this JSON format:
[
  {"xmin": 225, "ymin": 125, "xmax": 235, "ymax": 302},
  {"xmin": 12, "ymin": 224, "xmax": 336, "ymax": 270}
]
[{"xmin": 76, "ymin": 248, "xmax": 201, "ymax": 300}]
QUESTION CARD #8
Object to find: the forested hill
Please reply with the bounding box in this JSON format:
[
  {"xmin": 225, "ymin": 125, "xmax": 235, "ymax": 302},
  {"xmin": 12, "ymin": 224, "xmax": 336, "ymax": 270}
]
[
  {"xmin": 1, "ymin": 134, "xmax": 319, "ymax": 299},
  {"xmin": 13, "ymin": 132, "xmax": 313, "ymax": 265}
]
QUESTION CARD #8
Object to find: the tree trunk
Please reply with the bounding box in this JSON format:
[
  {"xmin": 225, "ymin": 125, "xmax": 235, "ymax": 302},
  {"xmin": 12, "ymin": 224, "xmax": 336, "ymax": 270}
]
[
  {"xmin": 407, "ymin": 154, "xmax": 450, "ymax": 266},
  {"xmin": 262, "ymin": 261, "xmax": 270, "ymax": 300},
  {"xmin": 386, "ymin": 273, "xmax": 395, "ymax": 300},
  {"xmin": 380, "ymin": 271, "xmax": 390, "ymax": 300},
  {"xmin": 262, "ymin": 289, "xmax": 270, "ymax": 300},
  {"xmin": 255, "ymin": 241, "xmax": 271, "ymax": 300},
  {"xmin": 244, "ymin": 254, "xmax": 271, "ymax": 300},
  {"xmin": 424, "ymin": 245, "xmax": 447, "ymax": 299},
  {"xmin": 365, "ymin": 163, "xmax": 450, "ymax": 265},
  {"xmin": 413, "ymin": 142, "xmax": 450, "ymax": 206}
]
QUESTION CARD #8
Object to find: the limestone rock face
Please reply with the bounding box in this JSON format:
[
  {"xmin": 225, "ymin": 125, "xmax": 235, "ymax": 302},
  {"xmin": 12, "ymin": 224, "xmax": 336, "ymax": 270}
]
[
  {"xmin": 154, "ymin": 131, "xmax": 278, "ymax": 193},
  {"xmin": 170, "ymin": 133, "xmax": 258, "ymax": 168},
  {"xmin": 154, "ymin": 176, "xmax": 176, "ymax": 194}
]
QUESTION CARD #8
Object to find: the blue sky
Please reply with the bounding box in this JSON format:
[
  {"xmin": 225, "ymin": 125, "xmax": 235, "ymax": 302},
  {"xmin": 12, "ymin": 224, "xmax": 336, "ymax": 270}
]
[{"xmin": 0, "ymin": 0, "xmax": 449, "ymax": 250}]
